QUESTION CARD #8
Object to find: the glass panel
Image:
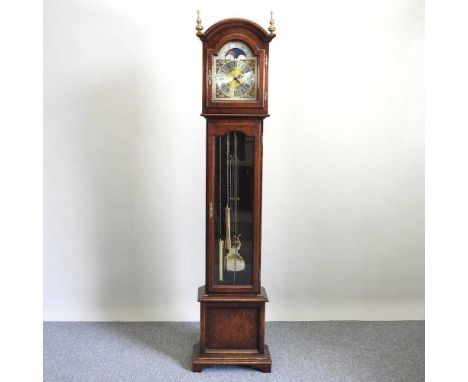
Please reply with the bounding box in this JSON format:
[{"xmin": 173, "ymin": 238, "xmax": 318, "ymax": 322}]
[{"xmin": 214, "ymin": 131, "xmax": 254, "ymax": 286}]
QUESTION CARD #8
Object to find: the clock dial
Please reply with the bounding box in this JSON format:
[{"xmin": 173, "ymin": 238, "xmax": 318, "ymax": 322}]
[
  {"xmin": 212, "ymin": 41, "xmax": 257, "ymax": 102},
  {"xmin": 217, "ymin": 60, "xmax": 255, "ymax": 98}
]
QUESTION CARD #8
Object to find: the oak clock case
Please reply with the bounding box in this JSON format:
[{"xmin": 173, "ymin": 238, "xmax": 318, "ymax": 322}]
[{"xmin": 192, "ymin": 16, "xmax": 275, "ymax": 373}]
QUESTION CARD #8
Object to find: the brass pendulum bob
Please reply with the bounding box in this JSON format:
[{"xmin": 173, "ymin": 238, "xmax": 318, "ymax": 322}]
[{"xmin": 225, "ymin": 207, "xmax": 245, "ymax": 272}]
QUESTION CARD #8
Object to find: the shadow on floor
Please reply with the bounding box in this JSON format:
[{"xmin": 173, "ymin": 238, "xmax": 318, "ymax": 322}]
[{"xmin": 108, "ymin": 322, "xmax": 199, "ymax": 371}]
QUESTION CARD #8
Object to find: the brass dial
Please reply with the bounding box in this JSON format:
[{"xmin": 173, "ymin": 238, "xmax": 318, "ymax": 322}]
[
  {"xmin": 216, "ymin": 60, "xmax": 255, "ymax": 98},
  {"xmin": 212, "ymin": 41, "xmax": 257, "ymax": 101}
]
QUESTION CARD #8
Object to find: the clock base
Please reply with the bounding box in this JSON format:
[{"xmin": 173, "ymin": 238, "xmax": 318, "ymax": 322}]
[
  {"xmin": 192, "ymin": 285, "xmax": 271, "ymax": 373},
  {"xmin": 192, "ymin": 343, "xmax": 271, "ymax": 373}
]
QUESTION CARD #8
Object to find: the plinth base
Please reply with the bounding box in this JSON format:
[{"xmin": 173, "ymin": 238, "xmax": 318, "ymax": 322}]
[
  {"xmin": 192, "ymin": 286, "xmax": 271, "ymax": 373},
  {"xmin": 192, "ymin": 343, "xmax": 271, "ymax": 373}
]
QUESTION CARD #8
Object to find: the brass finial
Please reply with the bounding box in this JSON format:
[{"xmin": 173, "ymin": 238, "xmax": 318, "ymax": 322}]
[
  {"xmin": 268, "ymin": 11, "xmax": 276, "ymax": 34},
  {"xmin": 196, "ymin": 10, "xmax": 204, "ymax": 36}
]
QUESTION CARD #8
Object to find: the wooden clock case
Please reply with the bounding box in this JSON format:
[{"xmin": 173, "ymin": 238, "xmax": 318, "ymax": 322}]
[{"xmin": 192, "ymin": 18, "xmax": 275, "ymax": 373}]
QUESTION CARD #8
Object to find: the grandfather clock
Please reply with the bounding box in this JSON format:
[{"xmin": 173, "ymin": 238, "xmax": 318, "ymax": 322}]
[{"xmin": 191, "ymin": 13, "xmax": 276, "ymax": 373}]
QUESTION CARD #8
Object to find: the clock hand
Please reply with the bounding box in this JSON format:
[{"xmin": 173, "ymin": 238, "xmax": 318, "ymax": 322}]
[{"xmin": 233, "ymin": 76, "xmax": 243, "ymax": 84}]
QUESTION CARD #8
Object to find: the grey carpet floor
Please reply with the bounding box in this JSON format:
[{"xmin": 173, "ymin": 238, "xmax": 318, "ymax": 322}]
[{"xmin": 44, "ymin": 321, "xmax": 424, "ymax": 382}]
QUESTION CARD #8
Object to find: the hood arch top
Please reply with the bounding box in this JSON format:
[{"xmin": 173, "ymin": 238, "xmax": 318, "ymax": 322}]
[{"xmin": 198, "ymin": 18, "xmax": 275, "ymax": 43}]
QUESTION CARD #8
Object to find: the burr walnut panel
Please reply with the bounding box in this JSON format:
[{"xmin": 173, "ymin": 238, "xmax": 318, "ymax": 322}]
[{"xmin": 205, "ymin": 307, "xmax": 259, "ymax": 350}]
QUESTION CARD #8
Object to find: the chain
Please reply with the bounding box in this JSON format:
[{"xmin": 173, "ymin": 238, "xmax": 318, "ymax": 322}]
[
  {"xmin": 234, "ymin": 132, "xmax": 238, "ymax": 237},
  {"xmin": 218, "ymin": 136, "xmax": 222, "ymax": 238},
  {"xmin": 226, "ymin": 133, "xmax": 230, "ymax": 208}
]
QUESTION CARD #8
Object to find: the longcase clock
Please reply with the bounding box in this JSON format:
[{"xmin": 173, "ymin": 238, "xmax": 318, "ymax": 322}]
[{"xmin": 192, "ymin": 12, "xmax": 276, "ymax": 373}]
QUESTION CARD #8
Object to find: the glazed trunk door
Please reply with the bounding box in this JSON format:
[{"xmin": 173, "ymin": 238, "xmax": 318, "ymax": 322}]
[{"xmin": 206, "ymin": 121, "xmax": 262, "ymax": 293}]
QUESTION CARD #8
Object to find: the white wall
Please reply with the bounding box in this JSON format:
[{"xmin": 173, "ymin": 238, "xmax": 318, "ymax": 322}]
[{"xmin": 44, "ymin": 0, "xmax": 424, "ymax": 321}]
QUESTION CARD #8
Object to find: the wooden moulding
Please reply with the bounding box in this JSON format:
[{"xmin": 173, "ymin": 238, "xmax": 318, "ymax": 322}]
[
  {"xmin": 192, "ymin": 344, "xmax": 271, "ymax": 373},
  {"xmin": 197, "ymin": 285, "xmax": 268, "ymax": 302}
]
